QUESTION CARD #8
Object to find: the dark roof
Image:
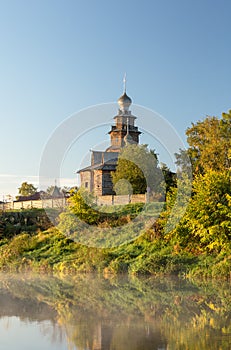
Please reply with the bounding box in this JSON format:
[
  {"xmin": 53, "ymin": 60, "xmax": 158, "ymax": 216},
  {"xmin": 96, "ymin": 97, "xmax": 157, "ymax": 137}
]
[
  {"xmin": 15, "ymin": 191, "xmax": 46, "ymax": 202},
  {"xmin": 106, "ymin": 145, "xmax": 122, "ymax": 151},
  {"xmin": 77, "ymin": 151, "xmax": 119, "ymax": 173},
  {"xmin": 77, "ymin": 158, "xmax": 118, "ymax": 173},
  {"xmin": 91, "ymin": 151, "xmax": 104, "ymax": 165},
  {"xmin": 51, "ymin": 186, "xmax": 62, "ymax": 198}
]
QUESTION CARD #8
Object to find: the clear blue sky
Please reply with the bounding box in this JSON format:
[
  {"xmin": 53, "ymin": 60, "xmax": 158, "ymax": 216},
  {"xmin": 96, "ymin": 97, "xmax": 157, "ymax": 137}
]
[{"xmin": 1, "ymin": 0, "xmax": 231, "ymax": 197}]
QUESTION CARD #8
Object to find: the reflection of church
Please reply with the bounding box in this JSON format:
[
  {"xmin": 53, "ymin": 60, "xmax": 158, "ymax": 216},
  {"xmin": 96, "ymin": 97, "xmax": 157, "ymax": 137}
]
[
  {"xmin": 78, "ymin": 87, "xmax": 141, "ymax": 196},
  {"xmin": 89, "ymin": 320, "xmax": 167, "ymax": 350}
]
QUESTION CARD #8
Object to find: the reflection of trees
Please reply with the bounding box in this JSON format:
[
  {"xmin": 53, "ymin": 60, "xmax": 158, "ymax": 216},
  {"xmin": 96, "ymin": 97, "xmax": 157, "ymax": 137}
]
[
  {"xmin": 0, "ymin": 292, "xmax": 56, "ymax": 321},
  {"xmin": 0, "ymin": 274, "xmax": 230, "ymax": 350}
]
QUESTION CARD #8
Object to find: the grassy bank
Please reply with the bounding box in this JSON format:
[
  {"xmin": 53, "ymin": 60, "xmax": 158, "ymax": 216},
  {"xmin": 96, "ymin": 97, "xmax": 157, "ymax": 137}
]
[
  {"xmin": 0, "ymin": 227, "xmax": 194, "ymax": 274},
  {"xmin": 0, "ymin": 217, "xmax": 230, "ymax": 278},
  {"xmin": 0, "ymin": 199, "xmax": 230, "ymax": 279}
]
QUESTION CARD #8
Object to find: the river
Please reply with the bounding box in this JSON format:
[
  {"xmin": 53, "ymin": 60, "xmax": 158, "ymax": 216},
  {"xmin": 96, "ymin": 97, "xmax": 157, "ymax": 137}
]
[{"xmin": 0, "ymin": 273, "xmax": 230, "ymax": 349}]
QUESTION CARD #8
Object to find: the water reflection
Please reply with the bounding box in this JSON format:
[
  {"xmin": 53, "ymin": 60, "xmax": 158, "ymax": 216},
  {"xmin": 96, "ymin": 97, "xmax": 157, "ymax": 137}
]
[
  {"xmin": 0, "ymin": 273, "xmax": 230, "ymax": 350},
  {"xmin": 0, "ymin": 317, "xmax": 67, "ymax": 350}
]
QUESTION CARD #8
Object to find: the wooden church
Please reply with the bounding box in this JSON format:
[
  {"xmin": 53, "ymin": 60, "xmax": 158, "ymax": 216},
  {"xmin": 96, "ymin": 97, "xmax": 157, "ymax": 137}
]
[{"xmin": 77, "ymin": 87, "xmax": 141, "ymax": 196}]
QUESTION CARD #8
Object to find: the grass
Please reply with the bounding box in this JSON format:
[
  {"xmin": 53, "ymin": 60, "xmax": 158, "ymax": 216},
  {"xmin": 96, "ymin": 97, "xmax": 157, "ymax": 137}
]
[{"xmin": 0, "ymin": 204, "xmax": 230, "ymax": 279}]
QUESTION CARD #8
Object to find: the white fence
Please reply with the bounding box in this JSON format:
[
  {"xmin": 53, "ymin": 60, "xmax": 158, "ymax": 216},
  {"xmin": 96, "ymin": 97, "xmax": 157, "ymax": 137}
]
[
  {"xmin": 0, "ymin": 193, "xmax": 151, "ymax": 211},
  {"xmin": 96, "ymin": 194, "xmax": 147, "ymax": 206},
  {"xmin": 0, "ymin": 198, "xmax": 67, "ymax": 211}
]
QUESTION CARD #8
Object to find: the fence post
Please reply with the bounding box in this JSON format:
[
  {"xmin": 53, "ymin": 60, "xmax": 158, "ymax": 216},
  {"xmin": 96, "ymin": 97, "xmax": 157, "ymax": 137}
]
[{"xmin": 145, "ymin": 192, "xmax": 150, "ymax": 203}]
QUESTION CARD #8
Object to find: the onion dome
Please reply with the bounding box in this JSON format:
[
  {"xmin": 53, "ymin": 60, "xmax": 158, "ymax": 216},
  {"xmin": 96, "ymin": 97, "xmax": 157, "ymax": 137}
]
[{"xmin": 118, "ymin": 92, "xmax": 132, "ymax": 112}]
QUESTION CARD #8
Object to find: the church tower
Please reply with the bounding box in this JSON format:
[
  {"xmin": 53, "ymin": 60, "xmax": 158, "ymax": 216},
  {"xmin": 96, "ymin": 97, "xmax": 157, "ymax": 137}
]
[
  {"xmin": 107, "ymin": 80, "xmax": 141, "ymax": 151},
  {"xmin": 78, "ymin": 79, "xmax": 141, "ymax": 195}
]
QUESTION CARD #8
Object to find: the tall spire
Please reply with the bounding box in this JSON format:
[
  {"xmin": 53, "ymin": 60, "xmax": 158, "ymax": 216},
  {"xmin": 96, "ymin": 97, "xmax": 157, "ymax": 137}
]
[{"xmin": 123, "ymin": 73, "xmax": 127, "ymax": 93}]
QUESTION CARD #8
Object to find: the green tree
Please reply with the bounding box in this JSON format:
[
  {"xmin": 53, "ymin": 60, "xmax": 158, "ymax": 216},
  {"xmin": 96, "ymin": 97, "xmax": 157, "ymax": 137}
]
[
  {"xmin": 173, "ymin": 170, "xmax": 231, "ymax": 252},
  {"xmin": 65, "ymin": 187, "xmax": 99, "ymax": 225},
  {"xmin": 175, "ymin": 149, "xmax": 193, "ymax": 176},
  {"xmin": 17, "ymin": 182, "xmax": 37, "ymax": 197},
  {"xmin": 112, "ymin": 144, "xmax": 162, "ymax": 195},
  {"xmin": 169, "ymin": 110, "xmax": 231, "ymax": 255},
  {"xmin": 183, "ymin": 111, "xmax": 231, "ymax": 174},
  {"xmin": 160, "ymin": 163, "xmax": 177, "ymax": 193}
]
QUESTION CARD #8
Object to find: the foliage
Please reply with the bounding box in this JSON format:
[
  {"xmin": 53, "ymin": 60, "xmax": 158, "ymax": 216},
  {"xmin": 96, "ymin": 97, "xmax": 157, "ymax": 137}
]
[
  {"xmin": 58, "ymin": 190, "xmax": 152, "ymax": 247},
  {"xmin": 175, "ymin": 148, "xmax": 193, "ymax": 176},
  {"xmin": 1, "ymin": 110, "xmax": 231, "ymax": 279},
  {"xmin": 160, "ymin": 163, "xmax": 177, "ymax": 193},
  {"xmin": 184, "ymin": 112, "xmax": 231, "ymax": 174},
  {"xmin": 65, "ymin": 187, "xmax": 100, "ymax": 225},
  {"xmin": 59, "ymin": 187, "xmax": 146, "ymax": 228},
  {"xmin": 159, "ymin": 174, "xmax": 192, "ymax": 236},
  {"xmin": 0, "ymin": 208, "xmax": 53, "ymax": 238},
  {"xmin": 17, "ymin": 181, "xmax": 37, "ymax": 197},
  {"xmin": 173, "ymin": 170, "xmax": 231, "ymax": 253},
  {"xmin": 169, "ymin": 109, "xmax": 231, "ymax": 272},
  {"xmin": 112, "ymin": 144, "xmax": 163, "ymax": 194},
  {"xmin": 0, "ymin": 208, "xmax": 230, "ymax": 278}
]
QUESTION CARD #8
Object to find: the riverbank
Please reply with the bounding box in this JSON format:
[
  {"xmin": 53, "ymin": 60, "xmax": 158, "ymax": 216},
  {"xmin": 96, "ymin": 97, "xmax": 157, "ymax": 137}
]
[{"xmin": 0, "ymin": 222, "xmax": 230, "ymax": 279}]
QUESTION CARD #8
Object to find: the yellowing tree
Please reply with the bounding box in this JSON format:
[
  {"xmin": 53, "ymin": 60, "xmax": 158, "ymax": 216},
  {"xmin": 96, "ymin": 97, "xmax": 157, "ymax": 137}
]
[
  {"xmin": 185, "ymin": 111, "xmax": 231, "ymax": 174},
  {"xmin": 174, "ymin": 170, "xmax": 231, "ymax": 252}
]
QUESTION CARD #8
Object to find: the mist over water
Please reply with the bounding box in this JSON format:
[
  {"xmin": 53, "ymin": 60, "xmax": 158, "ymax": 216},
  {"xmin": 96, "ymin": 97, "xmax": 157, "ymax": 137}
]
[{"xmin": 0, "ymin": 273, "xmax": 230, "ymax": 350}]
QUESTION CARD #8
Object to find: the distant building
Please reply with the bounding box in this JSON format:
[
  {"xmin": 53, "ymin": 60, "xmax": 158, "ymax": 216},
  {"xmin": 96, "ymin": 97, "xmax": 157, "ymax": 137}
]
[
  {"xmin": 14, "ymin": 186, "xmax": 64, "ymax": 202},
  {"xmin": 15, "ymin": 191, "xmax": 46, "ymax": 202},
  {"xmin": 77, "ymin": 88, "xmax": 141, "ymax": 196}
]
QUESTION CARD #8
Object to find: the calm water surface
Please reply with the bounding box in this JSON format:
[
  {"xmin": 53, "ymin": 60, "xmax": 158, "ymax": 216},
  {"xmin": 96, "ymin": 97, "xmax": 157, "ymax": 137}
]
[{"xmin": 0, "ymin": 273, "xmax": 230, "ymax": 350}]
